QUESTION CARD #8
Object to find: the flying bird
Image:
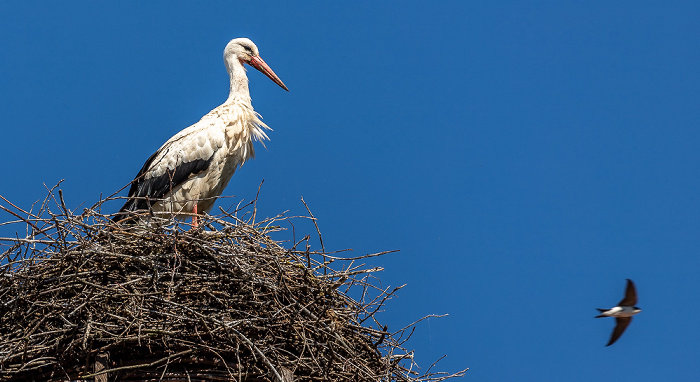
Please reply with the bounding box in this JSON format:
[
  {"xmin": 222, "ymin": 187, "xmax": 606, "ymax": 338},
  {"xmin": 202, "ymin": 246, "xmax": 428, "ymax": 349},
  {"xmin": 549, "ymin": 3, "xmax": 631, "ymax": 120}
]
[
  {"xmin": 595, "ymin": 279, "xmax": 642, "ymax": 346},
  {"xmin": 113, "ymin": 38, "xmax": 288, "ymax": 226}
]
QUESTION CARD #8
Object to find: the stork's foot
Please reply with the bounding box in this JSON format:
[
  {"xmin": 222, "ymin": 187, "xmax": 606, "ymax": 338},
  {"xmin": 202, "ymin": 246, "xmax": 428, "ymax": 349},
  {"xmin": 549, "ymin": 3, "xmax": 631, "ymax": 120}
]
[{"xmin": 191, "ymin": 203, "xmax": 199, "ymax": 230}]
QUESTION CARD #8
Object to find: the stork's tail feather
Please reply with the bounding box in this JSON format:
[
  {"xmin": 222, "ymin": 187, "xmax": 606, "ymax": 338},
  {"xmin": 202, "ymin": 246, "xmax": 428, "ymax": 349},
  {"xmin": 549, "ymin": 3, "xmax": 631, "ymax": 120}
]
[
  {"xmin": 112, "ymin": 200, "xmax": 139, "ymax": 224},
  {"xmin": 595, "ymin": 309, "xmax": 607, "ymax": 318},
  {"xmin": 111, "ymin": 211, "xmax": 129, "ymax": 223}
]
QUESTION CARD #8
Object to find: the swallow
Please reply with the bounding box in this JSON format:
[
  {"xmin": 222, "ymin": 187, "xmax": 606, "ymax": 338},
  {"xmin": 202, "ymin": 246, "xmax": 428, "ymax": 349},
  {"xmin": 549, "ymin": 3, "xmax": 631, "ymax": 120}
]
[{"xmin": 595, "ymin": 279, "xmax": 642, "ymax": 346}]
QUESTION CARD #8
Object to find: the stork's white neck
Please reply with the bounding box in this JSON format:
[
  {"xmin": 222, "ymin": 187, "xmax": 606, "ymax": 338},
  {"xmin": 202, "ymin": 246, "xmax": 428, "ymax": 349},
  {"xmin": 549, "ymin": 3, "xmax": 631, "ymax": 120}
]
[{"xmin": 225, "ymin": 57, "xmax": 252, "ymax": 104}]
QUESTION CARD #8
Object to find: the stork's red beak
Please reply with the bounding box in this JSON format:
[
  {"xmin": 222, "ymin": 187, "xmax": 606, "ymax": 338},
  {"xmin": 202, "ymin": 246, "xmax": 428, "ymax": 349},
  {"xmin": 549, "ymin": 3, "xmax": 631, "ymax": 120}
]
[{"xmin": 249, "ymin": 55, "xmax": 289, "ymax": 92}]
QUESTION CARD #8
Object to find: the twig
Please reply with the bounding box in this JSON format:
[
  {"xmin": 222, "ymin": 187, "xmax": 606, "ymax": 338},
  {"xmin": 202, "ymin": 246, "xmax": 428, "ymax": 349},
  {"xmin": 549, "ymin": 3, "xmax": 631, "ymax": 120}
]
[{"xmin": 0, "ymin": 187, "xmax": 466, "ymax": 382}]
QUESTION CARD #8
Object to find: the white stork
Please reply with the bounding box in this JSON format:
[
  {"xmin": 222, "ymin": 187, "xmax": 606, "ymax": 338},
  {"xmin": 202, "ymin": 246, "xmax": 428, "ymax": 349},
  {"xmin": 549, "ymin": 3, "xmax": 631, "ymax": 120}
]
[{"xmin": 113, "ymin": 38, "xmax": 288, "ymax": 225}]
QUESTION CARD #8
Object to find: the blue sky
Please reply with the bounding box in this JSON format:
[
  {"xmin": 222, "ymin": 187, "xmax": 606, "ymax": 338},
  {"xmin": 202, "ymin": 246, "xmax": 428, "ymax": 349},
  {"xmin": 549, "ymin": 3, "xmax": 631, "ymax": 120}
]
[{"xmin": 2, "ymin": 2, "xmax": 700, "ymax": 380}]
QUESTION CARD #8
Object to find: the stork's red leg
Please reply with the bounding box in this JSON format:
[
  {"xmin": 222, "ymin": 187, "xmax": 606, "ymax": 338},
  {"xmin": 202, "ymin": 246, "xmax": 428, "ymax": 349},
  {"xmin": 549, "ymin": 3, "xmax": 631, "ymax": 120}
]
[{"xmin": 192, "ymin": 203, "xmax": 199, "ymax": 229}]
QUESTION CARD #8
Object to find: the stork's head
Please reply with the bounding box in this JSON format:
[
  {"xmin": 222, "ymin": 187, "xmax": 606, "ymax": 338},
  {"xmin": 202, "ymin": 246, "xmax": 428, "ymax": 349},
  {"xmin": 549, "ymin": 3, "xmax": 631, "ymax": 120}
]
[{"xmin": 224, "ymin": 38, "xmax": 288, "ymax": 91}]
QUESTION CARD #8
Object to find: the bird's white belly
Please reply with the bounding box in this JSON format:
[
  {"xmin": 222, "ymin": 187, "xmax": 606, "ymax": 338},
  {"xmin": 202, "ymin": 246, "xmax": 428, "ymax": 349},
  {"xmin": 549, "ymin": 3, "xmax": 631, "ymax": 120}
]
[
  {"xmin": 151, "ymin": 151, "xmax": 241, "ymax": 219},
  {"xmin": 616, "ymin": 307, "xmax": 640, "ymax": 317},
  {"xmin": 603, "ymin": 306, "xmax": 639, "ymax": 317}
]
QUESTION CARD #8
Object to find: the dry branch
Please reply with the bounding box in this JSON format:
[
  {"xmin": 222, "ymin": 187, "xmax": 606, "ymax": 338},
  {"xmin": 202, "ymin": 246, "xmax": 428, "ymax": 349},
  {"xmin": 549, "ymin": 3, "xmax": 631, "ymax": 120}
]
[{"xmin": 0, "ymin": 188, "xmax": 467, "ymax": 381}]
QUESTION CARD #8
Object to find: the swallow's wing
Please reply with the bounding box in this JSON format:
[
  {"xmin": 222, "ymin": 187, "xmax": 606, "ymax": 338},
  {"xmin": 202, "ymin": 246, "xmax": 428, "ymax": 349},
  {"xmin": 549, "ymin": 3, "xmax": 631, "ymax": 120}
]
[
  {"xmin": 618, "ymin": 279, "xmax": 637, "ymax": 306},
  {"xmin": 606, "ymin": 317, "xmax": 632, "ymax": 346}
]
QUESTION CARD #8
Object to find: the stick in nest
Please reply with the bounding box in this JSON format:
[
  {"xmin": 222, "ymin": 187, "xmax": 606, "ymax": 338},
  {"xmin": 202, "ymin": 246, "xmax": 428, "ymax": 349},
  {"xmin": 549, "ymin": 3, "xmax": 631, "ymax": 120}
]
[{"xmin": 0, "ymin": 185, "xmax": 468, "ymax": 381}]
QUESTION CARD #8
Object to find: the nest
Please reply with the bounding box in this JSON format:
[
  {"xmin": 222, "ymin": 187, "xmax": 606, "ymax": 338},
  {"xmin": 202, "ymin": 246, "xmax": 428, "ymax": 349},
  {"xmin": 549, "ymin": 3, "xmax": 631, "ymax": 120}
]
[{"xmin": 0, "ymin": 187, "xmax": 466, "ymax": 381}]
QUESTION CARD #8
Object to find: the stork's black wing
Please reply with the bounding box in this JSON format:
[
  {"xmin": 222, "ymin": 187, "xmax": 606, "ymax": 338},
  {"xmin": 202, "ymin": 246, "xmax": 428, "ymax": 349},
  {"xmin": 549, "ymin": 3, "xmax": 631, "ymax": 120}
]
[{"xmin": 113, "ymin": 146, "xmax": 214, "ymax": 223}]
